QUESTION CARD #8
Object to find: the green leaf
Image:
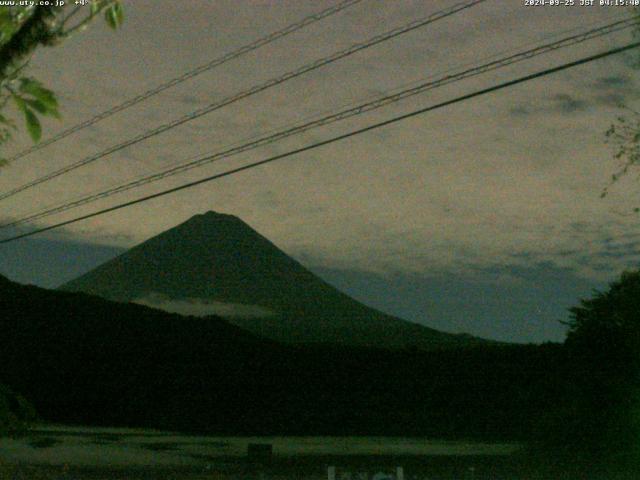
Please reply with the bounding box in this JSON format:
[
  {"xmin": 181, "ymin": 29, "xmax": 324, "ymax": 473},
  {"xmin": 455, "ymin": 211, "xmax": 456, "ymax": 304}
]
[
  {"xmin": 18, "ymin": 78, "xmax": 58, "ymax": 110},
  {"xmin": 114, "ymin": 2, "xmax": 125, "ymax": 25},
  {"xmin": 12, "ymin": 94, "xmax": 27, "ymax": 113},
  {"xmin": 48, "ymin": 107, "xmax": 61, "ymax": 120},
  {"xmin": 24, "ymin": 99, "xmax": 47, "ymax": 114},
  {"xmin": 24, "ymin": 108, "xmax": 41, "ymax": 143},
  {"xmin": 23, "ymin": 98, "xmax": 60, "ymax": 119},
  {"xmin": 36, "ymin": 91, "xmax": 58, "ymax": 111},
  {"xmin": 105, "ymin": 2, "xmax": 124, "ymax": 29},
  {"xmin": 18, "ymin": 77, "xmax": 44, "ymax": 92},
  {"xmin": 0, "ymin": 9, "xmax": 19, "ymax": 47},
  {"xmin": 90, "ymin": 1, "xmax": 102, "ymax": 15},
  {"xmin": 104, "ymin": 2, "xmax": 124, "ymax": 30}
]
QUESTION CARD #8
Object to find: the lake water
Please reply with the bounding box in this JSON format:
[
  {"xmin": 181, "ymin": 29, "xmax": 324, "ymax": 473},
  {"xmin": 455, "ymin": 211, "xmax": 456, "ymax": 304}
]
[{"xmin": 0, "ymin": 424, "xmax": 525, "ymax": 479}]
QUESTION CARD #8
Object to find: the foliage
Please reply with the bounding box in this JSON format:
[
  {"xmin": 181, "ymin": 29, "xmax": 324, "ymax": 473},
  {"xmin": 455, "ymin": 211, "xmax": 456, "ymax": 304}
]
[
  {"xmin": 602, "ymin": 8, "xmax": 640, "ymax": 204},
  {"xmin": 603, "ymin": 108, "xmax": 640, "ymax": 208},
  {"xmin": 0, "ymin": 273, "xmax": 563, "ymax": 440},
  {"xmin": 566, "ymin": 270, "xmax": 640, "ymax": 343},
  {"xmin": 0, "ymin": 2, "xmax": 124, "ymax": 164},
  {"xmin": 0, "ymin": 382, "xmax": 37, "ymax": 437},
  {"xmin": 562, "ymin": 270, "xmax": 640, "ymax": 459}
]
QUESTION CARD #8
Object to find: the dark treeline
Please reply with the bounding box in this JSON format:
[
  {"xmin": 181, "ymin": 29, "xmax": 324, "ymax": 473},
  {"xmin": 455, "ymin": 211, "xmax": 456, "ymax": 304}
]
[
  {"xmin": 0, "ymin": 382, "xmax": 35, "ymax": 435},
  {"xmin": 0, "ymin": 274, "xmax": 566, "ymax": 440}
]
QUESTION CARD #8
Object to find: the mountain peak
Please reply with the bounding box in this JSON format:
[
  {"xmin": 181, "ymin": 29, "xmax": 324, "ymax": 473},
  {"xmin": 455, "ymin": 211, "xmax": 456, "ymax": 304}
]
[
  {"xmin": 160, "ymin": 211, "xmax": 250, "ymax": 244},
  {"xmin": 164, "ymin": 211, "xmax": 263, "ymax": 247},
  {"xmin": 60, "ymin": 213, "xmax": 481, "ymax": 349},
  {"xmin": 184, "ymin": 210, "xmax": 240, "ymax": 224},
  {"xmin": 200, "ymin": 210, "xmax": 236, "ymax": 219}
]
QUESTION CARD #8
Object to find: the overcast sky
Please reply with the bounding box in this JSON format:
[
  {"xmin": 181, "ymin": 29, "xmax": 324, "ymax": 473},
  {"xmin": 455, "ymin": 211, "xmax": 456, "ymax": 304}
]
[{"xmin": 1, "ymin": 0, "xmax": 639, "ymax": 343}]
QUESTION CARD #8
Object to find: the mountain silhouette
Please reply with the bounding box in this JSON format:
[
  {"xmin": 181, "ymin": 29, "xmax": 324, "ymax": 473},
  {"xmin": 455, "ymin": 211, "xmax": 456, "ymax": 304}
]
[{"xmin": 60, "ymin": 211, "xmax": 480, "ymax": 349}]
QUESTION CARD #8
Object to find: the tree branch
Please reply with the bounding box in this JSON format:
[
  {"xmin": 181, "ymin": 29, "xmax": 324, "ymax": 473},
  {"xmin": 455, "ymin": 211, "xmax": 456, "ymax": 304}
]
[
  {"xmin": 0, "ymin": 6, "xmax": 61, "ymax": 81},
  {"xmin": 62, "ymin": 1, "xmax": 118, "ymax": 38}
]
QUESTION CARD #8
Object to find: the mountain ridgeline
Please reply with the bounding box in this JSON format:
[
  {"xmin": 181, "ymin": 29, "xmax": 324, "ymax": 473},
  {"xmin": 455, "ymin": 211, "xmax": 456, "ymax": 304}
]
[
  {"xmin": 1, "ymin": 211, "xmax": 569, "ymax": 439},
  {"xmin": 60, "ymin": 211, "xmax": 480, "ymax": 350},
  {"xmin": 0, "ymin": 274, "xmax": 562, "ymax": 438}
]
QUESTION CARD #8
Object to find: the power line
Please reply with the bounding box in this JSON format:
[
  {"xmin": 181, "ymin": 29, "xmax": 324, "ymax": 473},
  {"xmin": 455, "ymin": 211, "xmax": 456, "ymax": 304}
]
[
  {"xmin": 3, "ymin": 17, "xmax": 634, "ymax": 228},
  {"xmin": 4, "ymin": 0, "xmax": 365, "ymax": 163},
  {"xmin": 2, "ymin": 16, "xmax": 635, "ymax": 230},
  {"xmin": 0, "ymin": 0, "xmax": 486, "ymax": 202},
  {"xmin": 2, "ymin": 40, "xmax": 638, "ymax": 244}
]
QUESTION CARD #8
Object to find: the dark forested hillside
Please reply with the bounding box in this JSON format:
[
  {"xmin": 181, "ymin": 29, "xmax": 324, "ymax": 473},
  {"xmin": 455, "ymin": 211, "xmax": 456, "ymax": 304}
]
[
  {"xmin": 1, "ymin": 274, "xmax": 563, "ymax": 439},
  {"xmin": 0, "ymin": 382, "xmax": 36, "ymax": 435}
]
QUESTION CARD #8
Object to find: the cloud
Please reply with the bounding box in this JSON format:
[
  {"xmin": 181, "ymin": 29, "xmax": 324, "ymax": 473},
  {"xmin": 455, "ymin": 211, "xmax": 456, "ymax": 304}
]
[
  {"xmin": 179, "ymin": 94, "xmax": 201, "ymax": 106},
  {"xmin": 509, "ymin": 105, "xmax": 531, "ymax": 117},
  {"xmin": 310, "ymin": 263, "xmax": 597, "ymax": 343},
  {"xmin": 0, "ymin": 234, "xmax": 123, "ymax": 289},
  {"xmin": 595, "ymin": 93, "xmax": 626, "ymax": 107},
  {"xmin": 134, "ymin": 293, "xmax": 275, "ymax": 319},
  {"xmin": 553, "ymin": 93, "xmax": 588, "ymax": 114},
  {"xmin": 3, "ymin": 0, "xmax": 639, "ymax": 318},
  {"xmin": 594, "ymin": 75, "xmax": 632, "ymax": 89},
  {"xmin": 508, "ymin": 79, "xmax": 638, "ymax": 119}
]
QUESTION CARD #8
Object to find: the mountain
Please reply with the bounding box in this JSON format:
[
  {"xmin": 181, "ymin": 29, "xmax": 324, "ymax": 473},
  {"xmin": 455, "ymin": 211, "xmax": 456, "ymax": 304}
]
[
  {"xmin": 60, "ymin": 211, "xmax": 479, "ymax": 350},
  {"xmin": 0, "ymin": 274, "xmax": 560, "ymax": 437}
]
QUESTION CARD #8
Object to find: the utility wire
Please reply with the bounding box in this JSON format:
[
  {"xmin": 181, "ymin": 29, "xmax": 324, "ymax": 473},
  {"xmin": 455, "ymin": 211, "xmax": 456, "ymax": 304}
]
[
  {"xmin": 1, "ymin": 16, "xmax": 635, "ymax": 230},
  {"xmin": 2, "ymin": 40, "xmax": 638, "ymax": 244},
  {"xmin": 0, "ymin": 0, "xmax": 486, "ymax": 202},
  {"xmin": 4, "ymin": 0, "xmax": 365, "ymax": 163}
]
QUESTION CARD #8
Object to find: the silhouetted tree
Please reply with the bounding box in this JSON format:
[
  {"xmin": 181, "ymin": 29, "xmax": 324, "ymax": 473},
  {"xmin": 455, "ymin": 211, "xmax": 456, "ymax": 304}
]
[
  {"xmin": 562, "ymin": 270, "xmax": 640, "ymax": 460},
  {"xmin": 0, "ymin": 383, "xmax": 36, "ymax": 437}
]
